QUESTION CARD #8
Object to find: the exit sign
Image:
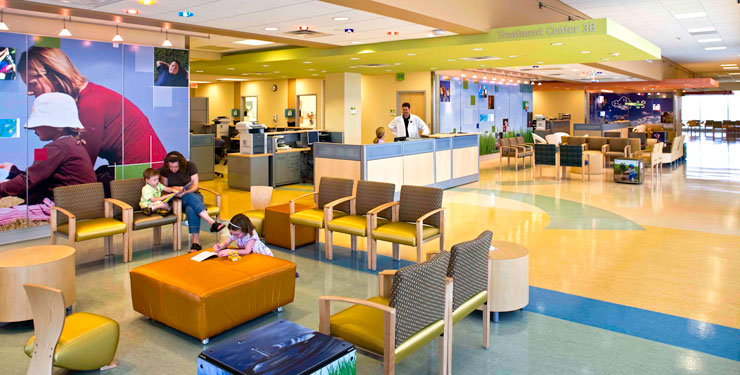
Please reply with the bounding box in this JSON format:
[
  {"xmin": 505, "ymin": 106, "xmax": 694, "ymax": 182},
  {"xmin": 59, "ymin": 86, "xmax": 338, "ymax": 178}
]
[{"xmin": 396, "ymin": 72, "xmax": 405, "ymax": 81}]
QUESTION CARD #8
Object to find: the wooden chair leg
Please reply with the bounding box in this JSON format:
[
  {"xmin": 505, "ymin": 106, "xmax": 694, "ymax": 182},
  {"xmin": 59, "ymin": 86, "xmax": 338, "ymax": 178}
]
[
  {"xmin": 483, "ymin": 302, "xmax": 491, "ymax": 349},
  {"xmin": 172, "ymin": 224, "xmax": 180, "ymax": 251},
  {"xmin": 50, "ymin": 231, "xmax": 56, "ymax": 245},
  {"xmin": 123, "ymin": 232, "xmax": 131, "ymax": 263},
  {"xmin": 289, "ymin": 223, "xmax": 296, "ymax": 251},
  {"xmin": 153, "ymin": 226, "xmax": 162, "ymax": 245},
  {"xmin": 438, "ymin": 336, "xmax": 447, "ymax": 375},
  {"xmin": 104, "ymin": 236, "xmax": 112, "ymax": 256},
  {"xmin": 392, "ymin": 243, "xmax": 400, "ymax": 260},
  {"xmin": 366, "ymin": 236, "xmax": 374, "ymax": 270},
  {"xmin": 350, "ymin": 235, "xmax": 357, "ymax": 251},
  {"xmin": 324, "ymin": 228, "xmax": 333, "ymax": 260}
]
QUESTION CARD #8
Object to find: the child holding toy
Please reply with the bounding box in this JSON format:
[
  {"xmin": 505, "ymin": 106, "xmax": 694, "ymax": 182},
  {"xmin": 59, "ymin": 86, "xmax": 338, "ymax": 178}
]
[{"xmin": 213, "ymin": 214, "xmax": 273, "ymax": 257}]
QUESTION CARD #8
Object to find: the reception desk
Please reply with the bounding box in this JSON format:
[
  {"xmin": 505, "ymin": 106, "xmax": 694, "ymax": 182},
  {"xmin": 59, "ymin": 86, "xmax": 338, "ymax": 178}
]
[
  {"xmin": 573, "ymin": 122, "xmax": 631, "ymax": 137},
  {"xmin": 313, "ymin": 134, "xmax": 479, "ymax": 193}
]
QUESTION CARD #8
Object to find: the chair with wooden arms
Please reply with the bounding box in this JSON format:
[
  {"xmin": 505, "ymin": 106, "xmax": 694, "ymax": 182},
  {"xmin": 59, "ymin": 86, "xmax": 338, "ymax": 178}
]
[
  {"xmin": 23, "ymin": 284, "xmax": 119, "ymax": 373},
  {"xmin": 110, "ymin": 178, "xmax": 182, "ymax": 256},
  {"xmin": 559, "ymin": 144, "xmax": 591, "ymax": 181},
  {"xmin": 243, "ymin": 186, "xmax": 273, "ymax": 236},
  {"xmin": 51, "ymin": 182, "xmax": 132, "ymax": 262},
  {"xmin": 288, "ymin": 177, "xmax": 355, "ymax": 254},
  {"xmin": 499, "ymin": 137, "xmax": 533, "ymax": 173},
  {"xmin": 534, "ymin": 144, "xmax": 560, "ymax": 180},
  {"xmin": 325, "ymin": 180, "xmax": 396, "ymax": 269},
  {"xmin": 640, "ymin": 142, "xmax": 663, "ymax": 180},
  {"xmin": 319, "ymin": 251, "xmax": 453, "ymax": 375},
  {"xmin": 370, "ymin": 185, "xmax": 444, "ymax": 265}
]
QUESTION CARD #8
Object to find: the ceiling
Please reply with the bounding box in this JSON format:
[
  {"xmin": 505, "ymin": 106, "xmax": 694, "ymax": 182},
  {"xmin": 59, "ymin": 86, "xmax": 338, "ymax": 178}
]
[
  {"xmin": 498, "ymin": 63, "xmax": 641, "ymax": 83},
  {"xmin": 25, "ymin": 0, "xmax": 450, "ymax": 52},
  {"xmin": 535, "ymin": 78, "xmax": 720, "ymax": 92},
  {"xmin": 561, "ymin": 0, "xmax": 740, "ymax": 79},
  {"xmin": 190, "ymin": 18, "xmax": 661, "ymax": 80}
]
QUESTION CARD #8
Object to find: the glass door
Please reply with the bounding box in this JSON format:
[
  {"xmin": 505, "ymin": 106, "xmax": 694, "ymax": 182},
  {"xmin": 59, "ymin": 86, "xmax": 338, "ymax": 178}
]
[{"xmin": 242, "ymin": 96, "xmax": 258, "ymax": 122}]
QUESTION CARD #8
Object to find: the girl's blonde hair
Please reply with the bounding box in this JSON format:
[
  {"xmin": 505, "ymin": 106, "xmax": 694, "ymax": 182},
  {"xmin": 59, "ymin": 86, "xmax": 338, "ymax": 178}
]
[
  {"xmin": 373, "ymin": 127, "xmax": 385, "ymax": 144},
  {"xmin": 18, "ymin": 47, "xmax": 87, "ymax": 99}
]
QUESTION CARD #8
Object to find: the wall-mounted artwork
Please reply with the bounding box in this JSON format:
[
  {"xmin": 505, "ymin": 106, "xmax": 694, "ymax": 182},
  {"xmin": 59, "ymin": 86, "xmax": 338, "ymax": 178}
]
[
  {"xmin": 0, "ymin": 47, "xmax": 16, "ymax": 80},
  {"xmin": 0, "ymin": 118, "xmax": 18, "ymax": 138},
  {"xmin": 487, "ymin": 95, "xmax": 495, "ymax": 109},
  {"xmin": 523, "ymin": 101, "xmax": 529, "ymax": 111},
  {"xmin": 440, "ymin": 80, "xmax": 450, "ymax": 102},
  {"xmin": 154, "ymin": 47, "xmax": 189, "ymax": 87},
  {"xmin": 478, "ymin": 84, "xmax": 488, "ymax": 98}
]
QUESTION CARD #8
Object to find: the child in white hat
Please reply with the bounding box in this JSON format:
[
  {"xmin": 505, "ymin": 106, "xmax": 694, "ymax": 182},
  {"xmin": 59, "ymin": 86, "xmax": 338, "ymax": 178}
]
[{"xmin": 0, "ymin": 93, "xmax": 97, "ymax": 204}]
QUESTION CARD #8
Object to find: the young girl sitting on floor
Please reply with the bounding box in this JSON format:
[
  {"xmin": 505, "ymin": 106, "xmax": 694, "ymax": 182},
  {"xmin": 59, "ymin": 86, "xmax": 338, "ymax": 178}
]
[{"xmin": 213, "ymin": 214, "xmax": 273, "ymax": 257}]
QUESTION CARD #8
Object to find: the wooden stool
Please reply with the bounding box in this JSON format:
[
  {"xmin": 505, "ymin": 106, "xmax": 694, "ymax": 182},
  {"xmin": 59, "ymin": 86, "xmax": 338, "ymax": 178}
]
[
  {"xmin": 0, "ymin": 245, "xmax": 75, "ymax": 322},
  {"xmin": 489, "ymin": 240, "xmax": 529, "ymax": 322}
]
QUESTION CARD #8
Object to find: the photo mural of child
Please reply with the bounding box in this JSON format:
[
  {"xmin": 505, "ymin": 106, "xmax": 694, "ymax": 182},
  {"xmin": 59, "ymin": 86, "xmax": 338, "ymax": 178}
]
[{"xmin": 18, "ymin": 46, "xmax": 167, "ymax": 166}]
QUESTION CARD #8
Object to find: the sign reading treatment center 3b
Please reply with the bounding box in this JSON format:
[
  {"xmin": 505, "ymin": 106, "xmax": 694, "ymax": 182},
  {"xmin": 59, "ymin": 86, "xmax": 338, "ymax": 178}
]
[{"xmin": 496, "ymin": 19, "xmax": 601, "ymax": 40}]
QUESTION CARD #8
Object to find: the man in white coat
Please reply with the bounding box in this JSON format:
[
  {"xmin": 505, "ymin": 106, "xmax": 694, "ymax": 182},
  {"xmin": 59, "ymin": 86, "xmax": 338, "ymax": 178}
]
[{"xmin": 388, "ymin": 102, "xmax": 430, "ymax": 139}]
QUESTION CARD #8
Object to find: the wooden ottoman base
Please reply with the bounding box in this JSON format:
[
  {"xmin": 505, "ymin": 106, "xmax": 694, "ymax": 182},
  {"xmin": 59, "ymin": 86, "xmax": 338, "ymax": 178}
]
[{"xmin": 129, "ymin": 251, "xmax": 296, "ymax": 341}]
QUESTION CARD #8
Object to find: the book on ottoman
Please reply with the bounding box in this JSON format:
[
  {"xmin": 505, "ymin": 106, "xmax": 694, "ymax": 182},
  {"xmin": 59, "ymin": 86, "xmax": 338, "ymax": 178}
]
[{"xmin": 197, "ymin": 320, "xmax": 356, "ymax": 375}]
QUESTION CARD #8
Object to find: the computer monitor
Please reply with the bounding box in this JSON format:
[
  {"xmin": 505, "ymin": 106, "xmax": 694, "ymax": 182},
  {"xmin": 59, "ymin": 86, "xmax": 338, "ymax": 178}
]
[
  {"xmin": 613, "ymin": 158, "xmax": 643, "ymax": 184},
  {"xmin": 394, "ymin": 136, "xmax": 407, "ymax": 142},
  {"xmin": 307, "ymin": 131, "xmax": 319, "ymax": 145}
]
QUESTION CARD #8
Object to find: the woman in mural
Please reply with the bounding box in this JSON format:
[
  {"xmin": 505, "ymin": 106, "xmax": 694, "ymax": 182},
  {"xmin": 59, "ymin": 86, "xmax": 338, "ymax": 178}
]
[
  {"xmin": 17, "ymin": 46, "xmax": 167, "ymax": 167},
  {"xmin": 0, "ymin": 93, "xmax": 96, "ymax": 204}
]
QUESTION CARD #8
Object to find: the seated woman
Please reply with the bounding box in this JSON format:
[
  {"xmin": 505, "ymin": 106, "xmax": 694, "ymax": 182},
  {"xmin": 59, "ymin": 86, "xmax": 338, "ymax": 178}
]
[
  {"xmin": 158, "ymin": 151, "xmax": 224, "ymax": 251},
  {"xmin": 0, "ymin": 92, "xmax": 96, "ymax": 205}
]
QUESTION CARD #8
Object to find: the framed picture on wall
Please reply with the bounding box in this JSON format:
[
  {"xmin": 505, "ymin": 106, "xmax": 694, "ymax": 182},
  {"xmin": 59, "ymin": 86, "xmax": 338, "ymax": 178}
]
[
  {"xmin": 440, "ymin": 80, "xmax": 450, "ymax": 102},
  {"xmin": 487, "ymin": 95, "xmax": 494, "ymax": 109},
  {"xmin": 154, "ymin": 48, "xmax": 189, "ymax": 87},
  {"xmin": 0, "ymin": 47, "xmax": 17, "ymax": 80}
]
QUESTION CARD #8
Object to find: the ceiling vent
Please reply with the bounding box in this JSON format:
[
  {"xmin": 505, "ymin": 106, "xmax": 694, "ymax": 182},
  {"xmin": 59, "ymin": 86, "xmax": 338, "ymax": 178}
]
[
  {"xmin": 284, "ymin": 29, "xmax": 330, "ymax": 38},
  {"xmin": 460, "ymin": 56, "xmax": 503, "ymax": 61}
]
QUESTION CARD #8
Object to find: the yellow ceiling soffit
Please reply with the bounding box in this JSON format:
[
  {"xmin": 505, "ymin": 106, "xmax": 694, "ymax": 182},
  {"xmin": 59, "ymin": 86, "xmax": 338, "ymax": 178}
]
[{"xmin": 192, "ymin": 18, "xmax": 662, "ymax": 78}]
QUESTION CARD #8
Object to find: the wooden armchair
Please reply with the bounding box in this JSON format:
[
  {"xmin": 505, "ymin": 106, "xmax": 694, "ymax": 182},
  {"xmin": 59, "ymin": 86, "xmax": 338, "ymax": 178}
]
[
  {"xmin": 325, "ymin": 180, "xmax": 396, "ymax": 268},
  {"xmin": 51, "ymin": 183, "xmax": 132, "ymax": 262},
  {"xmin": 370, "ymin": 185, "xmax": 445, "ymax": 266},
  {"xmin": 288, "ymin": 177, "xmax": 355, "ymax": 253},
  {"xmin": 499, "ymin": 137, "xmax": 533, "ymax": 173},
  {"xmin": 244, "ymin": 186, "xmax": 273, "ymax": 236},
  {"xmin": 319, "ymin": 251, "xmax": 453, "ymax": 375},
  {"xmin": 640, "ymin": 142, "xmax": 663, "ymax": 180},
  {"xmin": 110, "ymin": 178, "xmax": 182, "ymax": 256},
  {"xmin": 23, "ymin": 284, "xmax": 119, "ymax": 373}
]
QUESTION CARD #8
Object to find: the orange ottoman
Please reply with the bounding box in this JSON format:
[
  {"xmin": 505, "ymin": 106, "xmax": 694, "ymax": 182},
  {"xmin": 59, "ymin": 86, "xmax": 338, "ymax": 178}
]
[{"xmin": 129, "ymin": 251, "xmax": 296, "ymax": 344}]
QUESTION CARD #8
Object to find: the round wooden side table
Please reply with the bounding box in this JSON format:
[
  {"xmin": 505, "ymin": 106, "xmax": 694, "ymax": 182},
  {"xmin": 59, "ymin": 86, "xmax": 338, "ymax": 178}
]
[
  {"xmin": 0, "ymin": 245, "xmax": 75, "ymax": 322},
  {"xmin": 489, "ymin": 240, "xmax": 529, "ymax": 322}
]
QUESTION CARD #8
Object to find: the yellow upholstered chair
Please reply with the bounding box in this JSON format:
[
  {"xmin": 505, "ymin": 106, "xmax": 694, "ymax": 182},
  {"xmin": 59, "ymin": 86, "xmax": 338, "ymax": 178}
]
[
  {"xmin": 288, "ymin": 177, "xmax": 354, "ymax": 254},
  {"xmin": 319, "ymin": 251, "xmax": 453, "ymax": 375},
  {"xmin": 428, "ymin": 230, "xmax": 494, "ymax": 373},
  {"xmin": 51, "ymin": 182, "xmax": 132, "ymax": 262},
  {"xmin": 370, "ymin": 185, "xmax": 445, "ymax": 264},
  {"xmin": 23, "ymin": 284, "xmax": 119, "ymax": 373},
  {"xmin": 243, "ymin": 186, "xmax": 273, "ymax": 236},
  {"xmin": 110, "ymin": 178, "xmax": 183, "ymax": 256},
  {"xmin": 325, "ymin": 180, "xmax": 396, "ymax": 269}
]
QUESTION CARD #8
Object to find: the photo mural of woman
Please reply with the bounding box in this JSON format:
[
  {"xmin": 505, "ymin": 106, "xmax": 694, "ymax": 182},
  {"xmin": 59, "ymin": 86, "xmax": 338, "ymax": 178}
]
[{"xmin": 18, "ymin": 46, "xmax": 166, "ymax": 166}]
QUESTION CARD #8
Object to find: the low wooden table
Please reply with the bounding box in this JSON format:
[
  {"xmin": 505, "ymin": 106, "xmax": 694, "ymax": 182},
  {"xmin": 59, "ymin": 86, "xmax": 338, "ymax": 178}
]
[
  {"xmin": 0, "ymin": 245, "xmax": 75, "ymax": 322},
  {"xmin": 489, "ymin": 240, "xmax": 529, "ymax": 322},
  {"xmin": 264, "ymin": 202, "xmax": 317, "ymax": 249}
]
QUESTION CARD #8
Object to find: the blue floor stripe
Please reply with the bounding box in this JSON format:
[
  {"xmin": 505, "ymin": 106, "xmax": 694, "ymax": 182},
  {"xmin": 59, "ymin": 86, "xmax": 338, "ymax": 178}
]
[{"xmin": 522, "ymin": 286, "xmax": 740, "ymax": 361}]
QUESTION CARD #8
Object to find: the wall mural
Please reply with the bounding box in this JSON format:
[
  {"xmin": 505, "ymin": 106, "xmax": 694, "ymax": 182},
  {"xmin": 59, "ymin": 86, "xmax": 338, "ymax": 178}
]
[
  {"xmin": 0, "ymin": 32, "xmax": 189, "ymax": 232},
  {"xmin": 590, "ymin": 92, "xmax": 673, "ymax": 124}
]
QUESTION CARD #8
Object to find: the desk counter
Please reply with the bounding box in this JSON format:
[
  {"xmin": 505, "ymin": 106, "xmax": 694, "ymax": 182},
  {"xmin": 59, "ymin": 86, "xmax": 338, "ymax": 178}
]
[{"xmin": 313, "ymin": 134, "xmax": 479, "ymax": 194}]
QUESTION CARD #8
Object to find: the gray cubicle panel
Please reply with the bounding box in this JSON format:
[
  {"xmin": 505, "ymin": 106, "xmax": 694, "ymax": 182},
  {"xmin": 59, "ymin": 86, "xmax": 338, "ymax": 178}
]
[
  {"xmin": 190, "ymin": 97, "xmax": 208, "ymax": 134},
  {"xmin": 190, "ymin": 134, "xmax": 215, "ymax": 181}
]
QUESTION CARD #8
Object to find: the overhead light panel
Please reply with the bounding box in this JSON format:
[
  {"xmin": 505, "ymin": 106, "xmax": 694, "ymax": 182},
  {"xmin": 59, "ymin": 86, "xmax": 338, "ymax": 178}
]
[
  {"xmin": 264, "ymin": 27, "xmax": 279, "ymax": 31},
  {"xmin": 407, "ymin": 53, "xmax": 416, "ymax": 56},
  {"xmin": 333, "ymin": 17, "xmax": 350, "ymax": 21},
  {"xmin": 140, "ymin": 0, "xmax": 155, "ymax": 4},
  {"xmin": 720, "ymin": 64, "xmax": 737, "ymax": 67},
  {"xmin": 698, "ymin": 38, "xmax": 722, "ymax": 43},
  {"xmin": 472, "ymin": 48, "xmax": 483, "ymax": 51},
  {"xmin": 350, "ymin": 41, "xmax": 363, "ymax": 44},
  {"xmin": 674, "ymin": 12, "xmax": 706, "ymax": 19},
  {"xmin": 217, "ymin": 78, "xmax": 249, "ymax": 81},
  {"xmin": 580, "ymin": 50, "xmax": 591, "ymax": 54},
  {"xmin": 705, "ymin": 46, "xmax": 727, "ymax": 50},
  {"xmin": 350, "ymin": 57, "xmax": 360, "ymax": 60},
  {"xmin": 234, "ymin": 39, "xmax": 274, "ymax": 46},
  {"xmin": 551, "ymin": 42, "xmax": 563, "ymax": 46}
]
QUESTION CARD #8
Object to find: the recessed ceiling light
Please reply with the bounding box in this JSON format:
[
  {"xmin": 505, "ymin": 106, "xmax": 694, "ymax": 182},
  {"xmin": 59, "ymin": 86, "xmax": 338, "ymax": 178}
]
[
  {"xmin": 262, "ymin": 64, "xmax": 270, "ymax": 67},
  {"xmin": 698, "ymin": 38, "xmax": 722, "ymax": 43},
  {"xmin": 273, "ymin": 71, "xmax": 280, "ymax": 73},
  {"xmin": 358, "ymin": 50, "xmax": 375, "ymax": 54},
  {"xmin": 728, "ymin": 73, "xmax": 740, "ymax": 75},
  {"xmin": 321, "ymin": 70, "xmax": 326, "ymax": 73},
  {"xmin": 350, "ymin": 57, "xmax": 360, "ymax": 60},
  {"xmin": 508, "ymin": 55, "xmax": 518, "ymax": 58},
  {"xmin": 394, "ymin": 63, "xmax": 402, "ymax": 65},
  {"xmin": 234, "ymin": 39, "xmax": 274, "ymax": 46},
  {"xmin": 312, "ymin": 74, "xmax": 318, "ymax": 76},
  {"xmin": 308, "ymin": 68, "xmax": 315, "ymax": 71},
  {"xmin": 303, "ymin": 61, "xmax": 312, "ymax": 64},
  {"xmin": 472, "ymin": 48, "xmax": 483, "ymax": 51},
  {"xmin": 688, "ymin": 27, "xmax": 715, "ymax": 33},
  {"xmin": 407, "ymin": 53, "xmax": 416, "ymax": 56},
  {"xmin": 674, "ymin": 12, "xmax": 706, "ymax": 19},
  {"xmin": 723, "ymin": 67, "xmax": 740, "ymax": 70},
  {"xmin": 536, "ymin": 61, "xmax": 544, "ymax": 64},
  {"xmin": 191, "ymin": 81, "xmax": 211, "ymax": 84},
  {"xmin": 385, "ymin": 70, "xmax": 392, "ymax": 72},
  {"xmin": 350, "ymin": 41, "xmax": 362, "ymax": 44},
  {"xmin": 448, "ymin": 59, "xmax": 456, "ymax": 61},
  {"xmin": 139, "ymin": 0, "xmax": 155, "ymax": 5},
  {"xmin": 571, "ymin": 69, "xmax": 578, "ymax": 72},
  {"xmin": 580, "ymin": 51, "xmax": 591, "ymax": 54},
  {"xmin": 298, "ymin": 25, "xmax": 309, "ymax": 31},
  {"xmin": 217, "ymin": 78, "xmax": 249, "ymax": 81},
  {"xmin": 226, "ymin": 67, "xmax": 235, "ymax": 70},
  {"xmin": 333, "ymin": 17, "xmax": 350, "ymax": 21},
  {"xmin": 387, "ymin": 31, "xmax": 399, "ymax": 36},
  {"xmin": 430, "ymin": 67, "xmax": 437, "ymax": 70},
  {"xmin": 551, "ymin": 42, "xmax": 563, "ymax": 46},
  {"xmin": 241, "ymin": 73, "xmax": 248, "ymax": 75},
  {"xmin": 480, "ymin": 64, "xmax": 486, "ymax": 67},
  {"xmin": 719, "ymin": 64, "xmax": 737, "ymax": 67},
  {"xmin": 125, "ymin": 9, "xmax": 139, "ymax": 15},
  {"xmin": 264, "ymin": 27, "xmax": 279, "ymax": 31},
  {"xmin": 705, "ymin": 46, "xmax": 727, "ymax": 50},
  {"xmin": 432, "ymin": 29, "xmax": 446, "ymax": 36},
  {"xmin": 601, "ymin": 58, "xmax": 610, "ymax": 61},
  {"xmin": 178, "ymin": 11, "xmax": 194, "ymax": 17},
  {"xmin": 196, "ymin": 70, "xmax": 203, "ymax": 73}
]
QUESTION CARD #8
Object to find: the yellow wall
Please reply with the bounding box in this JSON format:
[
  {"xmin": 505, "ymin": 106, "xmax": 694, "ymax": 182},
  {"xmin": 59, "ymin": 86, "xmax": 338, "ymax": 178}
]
[
  {"xmin": 361, "ymin": 72, "xmax": 432, "ymax": 144},
  {"xmin": 192, "ymin": 82, "xmax": 235, "ymax": 119},
  {"xmin": 296, "ymin": 78, "xmax": 324, "ymax": 128},
  {"xmin": 240, "ymin": 80, "xmax": 289, "ymax": 126},
  {"xmin": 533, "ymin": 90, "xmax": 586, "ymax": 132}
]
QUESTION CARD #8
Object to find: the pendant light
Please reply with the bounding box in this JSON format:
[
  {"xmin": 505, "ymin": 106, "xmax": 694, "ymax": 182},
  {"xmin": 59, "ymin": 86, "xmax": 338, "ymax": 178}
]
[
  {"xmin": 112, "ymin": 24, "xmax": 123, "ymax": 42},
  {"xmin": 162, "ymin": 29, "xmax": 172, "ymax": 47},
  {"xmin": 0, "ymin": 11, "xmax": 9, "ymax": 31},
  {"xmin": 59, "ymin": 17, "xmax": 72, "ymax": 37}
]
